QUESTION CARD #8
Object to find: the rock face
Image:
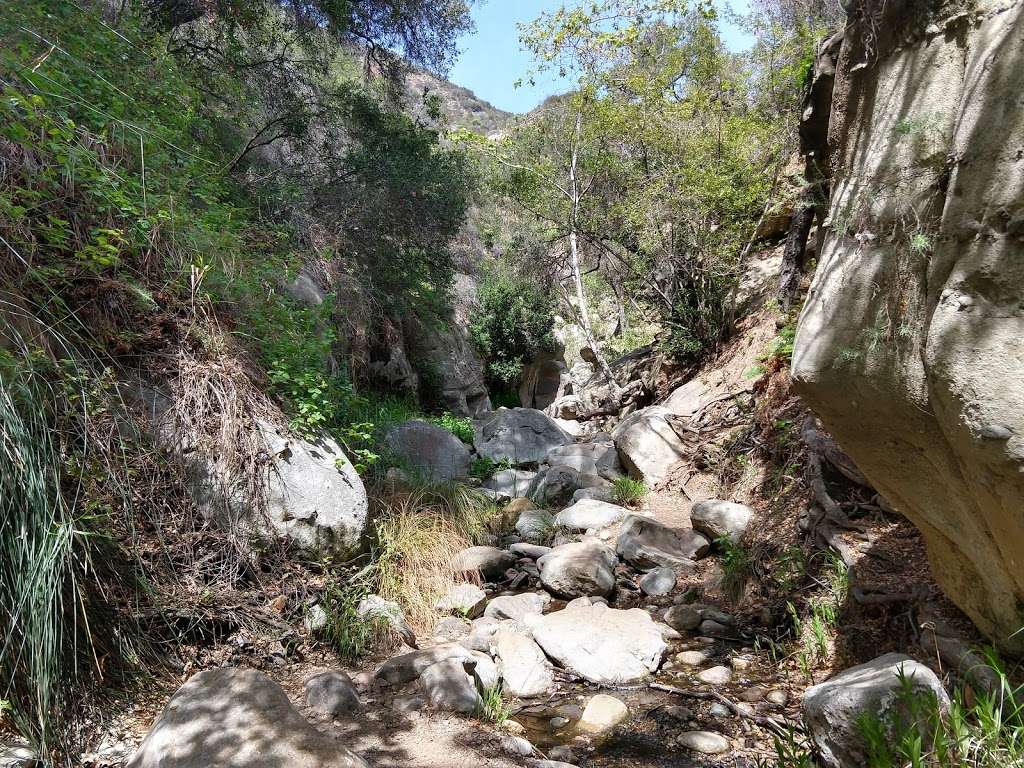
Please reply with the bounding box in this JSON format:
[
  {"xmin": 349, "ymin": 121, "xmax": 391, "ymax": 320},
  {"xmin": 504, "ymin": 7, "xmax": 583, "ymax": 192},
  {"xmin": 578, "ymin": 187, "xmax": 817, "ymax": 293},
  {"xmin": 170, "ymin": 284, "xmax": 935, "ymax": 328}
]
[
  {"xmin": 384, "ymin": 420, "xmax": 471, "ymax": 483},
  {"xmin": 616, "ymin": 515, "xmax": 708, "ymax": 568},
  {"xmin": 126, "ymin": 668, "xmax": 368, "ymax": 768},
  {"xmin": 689, "ymin": 500, "xmax": 754, "ymax": 544},
  {"xmin": 803, "ymin": 654, "xmax": 950, "ymax": 768},
  {"xmin": 474, "ymin": 408, "xmax": 573, "ymax": 465},
  {"xmin": 519, "ymin": 351, "xmax": 570, "ymax": 410},
  {"xmin": 526, "ymin": 601, "xmax": 666, "ymax": 685},
  {"xmin": 537, "ymin": 539, "xmax": 618, "ymax": 599},
  {"xmin": 790, "ymin": 3, "xmax": 1024, "ymax": 652},
  {"xmin": 611, "ymin": 406, "xmax": 687, "ymax": 485}
]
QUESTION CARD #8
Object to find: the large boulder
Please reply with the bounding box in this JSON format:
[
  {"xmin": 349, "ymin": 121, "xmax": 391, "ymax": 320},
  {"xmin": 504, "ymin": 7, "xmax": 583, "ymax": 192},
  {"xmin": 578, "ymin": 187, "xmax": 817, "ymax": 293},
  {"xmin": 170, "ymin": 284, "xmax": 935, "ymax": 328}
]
[
  {"xmin": 554, "ymin": 499, "xmax": 629, "ymax": 531},
  {"xmin": 126, "ymin": 668, "xmax": 368, "ymax": 768},
  {"xmin": 611, "ymin": 406, "xmax": 687, "ymax": 485},
  {"xmin": 537, "ymin": 539, "xmax": 617, "ymax": 599},
  {"xmin": 689, "ymin": 500, "xmax": 754, "ymax": 544},
  {"xmin": 474, "ymin": 408, "xmax": 573, "ymax": 465},
  {"xmin": 384, "ymin": 420, "xmax": 471, "ymax": 483},
  {"xmin": 525, "ymin": 602, "xmax": 667, "ymax": 685},
  {"xmin": 616, "ymin": 514, "xmax": 708, "ymax": 569},
  {"xmin": 491, "ymin": 627, "xmax": 555, "ymax": 697},
  {"xmin": 136, "ymin": 381, "xmax": 371, "ymax": 560},
  {"xmin": 803, "ymin": 654, "xmax": 950, "ymax": 768},
  {"xmin": 790, "ymin": 4, "xmax": 1024, "ymax": 652},
  {"xmin": 519, "ymin": 351, "xmax": 570, "ymax": 410}
]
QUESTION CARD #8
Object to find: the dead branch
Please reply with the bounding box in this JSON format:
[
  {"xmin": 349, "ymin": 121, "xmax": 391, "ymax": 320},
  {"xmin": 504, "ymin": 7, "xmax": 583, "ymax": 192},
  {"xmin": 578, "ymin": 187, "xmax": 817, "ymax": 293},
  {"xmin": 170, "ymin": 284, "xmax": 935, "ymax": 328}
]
[{"xmin": 649, "ymin": 682, "xmax": 801, "ymax": 738}]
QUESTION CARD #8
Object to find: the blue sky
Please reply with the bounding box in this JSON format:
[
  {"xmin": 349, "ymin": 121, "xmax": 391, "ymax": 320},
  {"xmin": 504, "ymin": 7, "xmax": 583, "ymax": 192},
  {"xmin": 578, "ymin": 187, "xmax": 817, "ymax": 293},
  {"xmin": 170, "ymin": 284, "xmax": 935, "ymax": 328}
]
[{"xmin": 448, "ymin": 1, "xmax": 754, "ymax": 114}]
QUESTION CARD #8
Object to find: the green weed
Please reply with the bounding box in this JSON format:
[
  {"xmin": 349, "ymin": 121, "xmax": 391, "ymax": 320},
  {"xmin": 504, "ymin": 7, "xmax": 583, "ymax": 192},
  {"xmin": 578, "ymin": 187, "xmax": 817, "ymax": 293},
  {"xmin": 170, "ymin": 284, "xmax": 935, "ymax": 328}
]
[
  {"xmin": 479, "ymin": 684, "xmax": 513, "ymax": 725},
  {"xmin": 612, "ymin": 477, "xmax": 648, "ymax": 506},
  {"xmin": 718, "ymin": 536, "xmax": 754, "ymax": 602}
]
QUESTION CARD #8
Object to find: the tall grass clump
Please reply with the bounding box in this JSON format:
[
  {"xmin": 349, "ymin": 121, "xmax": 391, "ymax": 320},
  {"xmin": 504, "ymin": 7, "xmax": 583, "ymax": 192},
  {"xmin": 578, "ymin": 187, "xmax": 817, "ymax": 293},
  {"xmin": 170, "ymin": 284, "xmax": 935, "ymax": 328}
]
[
  {"xmin": 0, "ymin": 336, "xmax": 89, "ymax": 757},
  {"xmin": 371, "ymin": 482, "xmax": 500, "ymax": 631}
]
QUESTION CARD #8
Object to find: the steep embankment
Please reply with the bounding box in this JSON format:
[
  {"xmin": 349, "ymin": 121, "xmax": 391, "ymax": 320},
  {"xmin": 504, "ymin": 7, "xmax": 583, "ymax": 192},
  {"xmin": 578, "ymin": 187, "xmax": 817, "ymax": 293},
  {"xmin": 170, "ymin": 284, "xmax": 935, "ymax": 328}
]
[{"xmin": 792, "ymin": 0, "xmax": 1024, "ymax": 652}]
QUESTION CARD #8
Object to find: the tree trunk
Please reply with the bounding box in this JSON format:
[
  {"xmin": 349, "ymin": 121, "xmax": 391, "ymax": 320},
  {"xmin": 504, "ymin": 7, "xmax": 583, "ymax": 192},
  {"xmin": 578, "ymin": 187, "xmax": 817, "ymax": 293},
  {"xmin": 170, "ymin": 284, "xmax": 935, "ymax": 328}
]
[
  {"xmin": 778, "ymin": 189, "xmax": 816, "ymax": 310},
  {"xmin": 568, "ymin": 111, "xmax": 619, "ymax": 390}
]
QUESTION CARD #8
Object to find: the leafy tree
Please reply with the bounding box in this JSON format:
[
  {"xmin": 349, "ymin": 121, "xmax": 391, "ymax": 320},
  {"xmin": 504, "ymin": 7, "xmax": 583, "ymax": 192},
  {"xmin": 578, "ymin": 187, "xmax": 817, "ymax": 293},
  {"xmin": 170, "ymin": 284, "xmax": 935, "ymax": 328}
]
[{"xmin": 469, "ymin": 267, "xmax": 557, "ymax": 390}]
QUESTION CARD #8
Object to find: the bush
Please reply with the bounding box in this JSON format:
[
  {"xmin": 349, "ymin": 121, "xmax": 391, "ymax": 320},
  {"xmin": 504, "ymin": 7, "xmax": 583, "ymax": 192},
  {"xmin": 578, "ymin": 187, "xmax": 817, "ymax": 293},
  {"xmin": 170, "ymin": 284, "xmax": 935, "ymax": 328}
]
[
  {"xmin": 431, "ymin": 412, "xmax": 475, "ymax": 444},
  {"xmin": 470, "ymin": 267, "xmax": 557, "ymax": 389}
]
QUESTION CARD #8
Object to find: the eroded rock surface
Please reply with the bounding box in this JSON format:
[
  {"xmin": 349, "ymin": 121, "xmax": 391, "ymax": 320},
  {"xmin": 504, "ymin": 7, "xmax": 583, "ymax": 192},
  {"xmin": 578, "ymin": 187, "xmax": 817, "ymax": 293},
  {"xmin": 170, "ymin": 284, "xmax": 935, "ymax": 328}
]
[{"xmin": 791, "ymin": 3, "xmax": 1024, "ymax": 651}]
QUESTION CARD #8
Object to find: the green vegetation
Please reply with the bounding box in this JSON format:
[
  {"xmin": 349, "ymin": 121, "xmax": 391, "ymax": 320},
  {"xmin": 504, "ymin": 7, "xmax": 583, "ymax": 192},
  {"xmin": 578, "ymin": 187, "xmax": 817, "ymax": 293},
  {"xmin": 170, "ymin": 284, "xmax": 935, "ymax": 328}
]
[
  {"xmin": 470, "ymin": 456, "xmax": 512, "ymax": 481},
  {"xmin": 469, "ymin": 265, "xmax": 557, "ymax": 388},
  {"xmin": 431, "ymin": 412, "xmax": 475, "ymax": 444},
  {"xmin": 612, "ymin": 477, "xmax": 648, "ymax": 506},
  {"xmin": 479, "ymin": 684, "xmax": 513, "ymax": 725},
  {"xmin": 718, "ymin": 536, "xmax": 755, "ymax": 602}
]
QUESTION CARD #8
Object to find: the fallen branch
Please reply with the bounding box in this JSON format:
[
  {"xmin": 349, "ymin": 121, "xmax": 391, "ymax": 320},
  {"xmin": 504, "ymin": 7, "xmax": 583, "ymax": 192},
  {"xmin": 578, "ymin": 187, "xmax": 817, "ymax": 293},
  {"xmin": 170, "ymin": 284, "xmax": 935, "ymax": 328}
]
[{"xmin": 649, "ymin": 682, "xmax": 801, "ymax": 738}]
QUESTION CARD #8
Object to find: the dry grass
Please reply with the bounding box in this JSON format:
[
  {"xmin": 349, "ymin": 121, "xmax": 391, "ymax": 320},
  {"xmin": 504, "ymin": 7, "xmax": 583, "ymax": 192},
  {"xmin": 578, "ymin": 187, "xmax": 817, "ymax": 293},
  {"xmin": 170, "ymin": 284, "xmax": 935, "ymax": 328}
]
[{"xmin": 371, "ymin": 482, "xmax": 500, "ymax": 632}]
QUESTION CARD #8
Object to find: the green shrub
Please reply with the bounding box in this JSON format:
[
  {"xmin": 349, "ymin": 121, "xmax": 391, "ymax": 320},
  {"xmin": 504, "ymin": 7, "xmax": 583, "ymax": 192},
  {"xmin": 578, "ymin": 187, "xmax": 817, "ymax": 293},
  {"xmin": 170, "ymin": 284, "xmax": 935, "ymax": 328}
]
[
  {"xmin": 612, "ymin": 477, "xmax": 647, "ymax": 506},
  {"xmin": 470, "ymin": 267, "xmax": 556, "ymax": 389},
  {"xmin": 479, "ymin": 684, "xmax": 513, "ymax": 725},
  {"xmin": 470, "ymin": 456, "xmax": 512, "ymax": 481},
  {"xmin": 717, "ymin": 536, "xmax": 753, "ymax": 602},
  {"xmin": 431, "ymin": 412, "xmax": 475, "ymax": 444}
]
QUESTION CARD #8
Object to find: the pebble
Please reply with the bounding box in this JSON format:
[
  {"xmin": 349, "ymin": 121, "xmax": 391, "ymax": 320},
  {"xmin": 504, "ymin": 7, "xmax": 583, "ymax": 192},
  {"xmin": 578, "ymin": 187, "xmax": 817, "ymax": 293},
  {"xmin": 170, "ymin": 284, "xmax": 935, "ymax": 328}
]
[
  {"xmin": 639, "ymin": 566, "xmax": 677, "ymax": 596},
  {"xmin": 677, "ymin": 730, "xmax": 731, "ymax": 754},
  {"xmin": 730, "ymin": 655, "xmax": 753, "ymax": 671},
  {"xmin": 709, "ymin": 703, "xmax": 730, "ymax": 717},
  {"xmin": 766, "ymin": 689, "xmax": 789, "ymax": 706},
  {"xmin": 675, "ymin": 650, "xmax": 710, "ymax": 666},
  {"xmin": 697, "ymin": 665, "xmax": 733, "ymax": 685},
  {"xmin": 739, "ymin": 685, "xmax": 766, "ymax": 703},
  {"xmin": 550, "ymin": 716, "xmax": 570, "ymax": 729}
]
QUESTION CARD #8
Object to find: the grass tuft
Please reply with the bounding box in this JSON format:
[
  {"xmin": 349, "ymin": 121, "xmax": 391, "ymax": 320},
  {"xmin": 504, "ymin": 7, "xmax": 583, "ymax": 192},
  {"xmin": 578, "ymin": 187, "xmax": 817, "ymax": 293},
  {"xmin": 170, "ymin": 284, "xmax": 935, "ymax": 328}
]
[{"xmin": 612, "ymin": 476, "xmax": 647, "ymax": 506}]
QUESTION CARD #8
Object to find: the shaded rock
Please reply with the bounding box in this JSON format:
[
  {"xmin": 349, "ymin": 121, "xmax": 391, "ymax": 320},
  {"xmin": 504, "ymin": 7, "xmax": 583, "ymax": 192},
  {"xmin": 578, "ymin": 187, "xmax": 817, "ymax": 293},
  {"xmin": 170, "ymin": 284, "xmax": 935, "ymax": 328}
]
[
  {"xmin": 474, "ymin": 408, "xmax": 573, "ymax": 465},
  {"xmin": 547, "ymin": 394, "xmax": 582, "ymax": 420},
  {"xmin": 510, "ymin": 542, "xmax": 551, "ymax": 559},
  {"xmin": 639, "ymin": 567, "xmax": 677, "ymax": 596},
  {"xmin": 391, "ymin": 695, "xmax": 426, "ymax": 713},
  {"xmin": 572, "ymin": 486, "xmax": 614, "ymax": 503},
  {"xmin": 485, "ymin": 592, "xmax": 551, "ymax": 622},
  {"xmin": 537, "ymin": 539, "xmax": 617, "ymax": 599},
  {"xmin": 433, "ymin": 617, "xmax": 472, "ymax": 643},
  {"xmin": 516, "ymin": 508, "xmax": 555, "ymax": 541},
  {"xmin": 545, "ymin": 442, "xmax": 624, "ymax": 480},
  {"xmin": 464, "ymin": 617, "xmax": 501, "ymax": 653},
  {"xmin": 555, "ymin": 499, "xmax": 628, "ymax": 531},
  {"xmin": 617, "ymin": 514, "xmax": 708, "ymax": 568},
  {"xmin": 519, "ymin": 351, "xmax": 569, "ymax": 411},
  {"xmin": 577, "ymin": 694, "xmax": 628, "ymax": 735},
  {"xmin": 611, "ymin": 406, "xmax": 687, "ymax": 485},
  {"xmin": 664, "ymin": 605, "xmax": 703, "ymax": 632},
  {"xmin": 492, "ymin": 628, "xmax": 555, "ymax": 697},
  {"xmin": 436, "ymin": 583, "xmax": 487, "ymax": 618},
  {"xmin": 529, "ymin": 465, "xmax": 582, "ymax": 507},
  {"xmin": 469, "ymin": 650, "xmax": 501, "ymax": 691},
  {"xmin": 677, "ymin": 731, "xmax": 730, "ymax": 755},
  {"xmin": 690, "ymin": 500, "xmax": 754, "ymax": 544},
  {"xmin": 804, "ymin": 654, "xmax": 950, "ymax": 768},
  {"xmin": 486, "ymin": 469, "xmax": 538, "ymax": 499},
  {"xmin": 374, "ymin": 644, "xmax": 474, "ymax": 686},
  {"xmin": 419, "ymin": 658, "xmax": 483, "ymax": 714},
  {"xmin": 452, "ymin": 546, "xmax": 517, "ymax": 580},
  {"xmin": 304, "ymin": 670, "xmax": 361, "ymax": 717},
  {"xmin": 699, "ymin": 620, "xmax": 730, "ymax": 637},
  {"xmin": 500, "ymin": 735, "xmax": 534, "ymax": 757},
  {"xmin": 384, "ymin": 420, "xmax": 470, "ymax": 483},
  {"xmin": 526, "ymin": 601, "xmax": 666, "ymax": 685},
  {"xmin": 357, "ymin": 595, "xmax": 416, "ymax": 648},
  {"xmin": 0, "ymin": 744, "xmax": 37, "ymax": 768},
  {"xmin": 126, "ymin": 668, "xmax": 367, "ymax": 768}
]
